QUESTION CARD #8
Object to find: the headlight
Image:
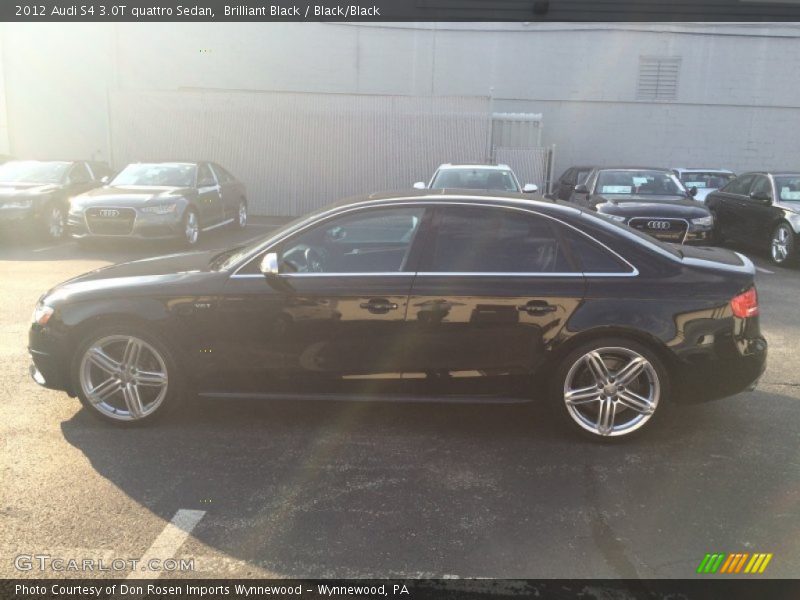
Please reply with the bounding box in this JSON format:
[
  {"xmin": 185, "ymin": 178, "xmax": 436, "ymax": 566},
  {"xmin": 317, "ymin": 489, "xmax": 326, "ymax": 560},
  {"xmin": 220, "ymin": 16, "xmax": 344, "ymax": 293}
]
[
  {"xmin": 691, "ymin": 216, "xmax": 714, "ymax": 227},
  {"xmin": 140, "ymin": 203, "xmax": 178, "ymax": 215},
  {"xmin": 1, "ymin": 198, "xmax": 33, "ymax": 209},
  {"xmin": 32, "ymin": 304, "xmax": 54, "ymax": 326}
]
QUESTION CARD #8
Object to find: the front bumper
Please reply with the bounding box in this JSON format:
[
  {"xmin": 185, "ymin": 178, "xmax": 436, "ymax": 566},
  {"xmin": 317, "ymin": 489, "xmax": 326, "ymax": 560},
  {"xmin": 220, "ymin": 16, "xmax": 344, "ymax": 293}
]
[
  {"xmin": 29, "ymin": 321, "xmax": 74, "ymax": 395},
  {"xmin": 0, "ymin": 205, "xmax": 36, "ymax": 226},
  {"xmin": 68, "ymin": 208, "xmax": 185, "ymax": 240}
]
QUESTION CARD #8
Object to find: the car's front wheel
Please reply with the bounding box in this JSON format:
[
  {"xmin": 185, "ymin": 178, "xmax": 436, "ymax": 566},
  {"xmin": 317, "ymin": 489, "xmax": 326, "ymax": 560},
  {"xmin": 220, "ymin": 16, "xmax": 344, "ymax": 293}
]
[
  {"xmin": 71, "ymin": 325, "xmax": 182, "ymax": 425},
  {"xmin": 41, "ymin": 203, "xmax": 66, "ymax": 241},
  {"xmin": 183, "ymin": 208, "xmax": 200, "ymax": 246},
  {"xmin": 770, "ymin": 222, "xmax": 796, "ymax": 266},
  {"xmin": 552, "ymin": 338, "xmax": 668, "ymax": 441},
  {"xmin": 235, "ymin": 199, "xmax": 247, "ymax": 229}
]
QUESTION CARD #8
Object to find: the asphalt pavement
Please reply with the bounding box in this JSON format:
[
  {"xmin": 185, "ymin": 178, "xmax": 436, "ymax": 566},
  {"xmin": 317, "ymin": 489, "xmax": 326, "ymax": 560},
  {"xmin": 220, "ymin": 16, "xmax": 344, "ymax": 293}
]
[{"xmin": 1, "ymin": 224, "xmax": 798, "ymax": 580}]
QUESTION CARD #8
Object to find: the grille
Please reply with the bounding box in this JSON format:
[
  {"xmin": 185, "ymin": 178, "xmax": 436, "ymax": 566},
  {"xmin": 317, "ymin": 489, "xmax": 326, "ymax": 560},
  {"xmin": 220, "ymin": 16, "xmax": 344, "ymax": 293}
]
[
  {"xmin": 85, "ymin": 207, "xmax": 136, "ymax": 235},
  {"xmin": 628, "ymin": 217, "xmax": 688, "ymax": 243}
]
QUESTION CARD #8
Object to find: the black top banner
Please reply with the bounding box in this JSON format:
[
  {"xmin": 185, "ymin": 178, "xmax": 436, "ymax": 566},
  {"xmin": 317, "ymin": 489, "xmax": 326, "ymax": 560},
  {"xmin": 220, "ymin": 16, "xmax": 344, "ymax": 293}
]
[{"xmin": 4, "ymin": 0, "xmax": 800, "ymax": 22}]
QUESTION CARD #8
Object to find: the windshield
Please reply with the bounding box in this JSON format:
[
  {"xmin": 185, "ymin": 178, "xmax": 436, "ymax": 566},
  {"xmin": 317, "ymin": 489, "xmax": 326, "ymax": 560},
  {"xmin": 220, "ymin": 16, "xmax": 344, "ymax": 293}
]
[
  {"xmin": 596, "ymin": 170, "xmax": 686, "ymax": 196},
  {"xmin": 0, "ymin": 160, "xmax": 71, "ymax": 184},
  {"xmin": 678, "ymin": 171, "xmax": 735, "ymax": 189},
  {"xmin": 775, "ymin": 176, "xmax": 800, "ymax": 202},
  {"xmin": 111, "ymin": 163, "xmax": 197, "ymax": 187},
  {"xmin": 430, "ymin": 168, "xmax": 520, "ymax": 192}
]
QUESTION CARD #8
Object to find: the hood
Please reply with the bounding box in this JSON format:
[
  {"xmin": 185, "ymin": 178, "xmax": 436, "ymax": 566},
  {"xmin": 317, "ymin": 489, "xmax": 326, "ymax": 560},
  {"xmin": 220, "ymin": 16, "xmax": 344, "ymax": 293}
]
[
  {"xmin": 597, "ymin": 195, "xmax": 710, "ymax": 219},
  {"xmin": 43, "ymin": 250, "xmax": 225, "ymax": 305},
  {"xmin": 0, "ymin": 182, "xmax": 61, "ymax": 199},
  {"xmin": 73, "ymin": 185, "xmax": 193, "ymax": 207}
]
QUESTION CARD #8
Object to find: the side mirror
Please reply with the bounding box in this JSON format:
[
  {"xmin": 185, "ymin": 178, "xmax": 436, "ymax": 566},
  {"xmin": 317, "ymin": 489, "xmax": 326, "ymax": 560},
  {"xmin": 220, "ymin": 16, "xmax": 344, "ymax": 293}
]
[
  {"xmin": 259, "ymin": 252, "xmax": 280, "ymax": 276},
  {"xmin": 573, "ymin": 184, "xmax": 589, "ymax": 195},
  {"xmin": 688, "ymin": 186, "xmax": 698, "ymax": 197},
  {"xmin": 522, "ymin": 183, "xmax": 538, "ymax": 193},
  {"xmin": 412, "ymin": 181, "xmax": 427, "ymax": 190},
  {"xmin": 750, "ymin": 191, "xmax": 772, "ymax": 205}
]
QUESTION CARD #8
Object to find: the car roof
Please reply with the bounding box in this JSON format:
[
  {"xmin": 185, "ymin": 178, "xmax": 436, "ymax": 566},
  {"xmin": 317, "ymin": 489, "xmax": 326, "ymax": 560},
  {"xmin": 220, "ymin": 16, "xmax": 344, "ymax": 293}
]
[
  {"xmin": 739, "ymin": 171, "xmax": 800, "ymax": 177},
  {"xmin": 325, "ymin": 188, "xmax": 577, "ymax": 218},
  {"xmin": 673, "ymin": 168, "xmax": 734, "ymax": 173},
  {"xmin": 593, "ymin": 166, "xmax": 675, "ymax": 172},
  {"xmin": 436, "ymin": 163, "xmax": 513, "ymax": 171}
]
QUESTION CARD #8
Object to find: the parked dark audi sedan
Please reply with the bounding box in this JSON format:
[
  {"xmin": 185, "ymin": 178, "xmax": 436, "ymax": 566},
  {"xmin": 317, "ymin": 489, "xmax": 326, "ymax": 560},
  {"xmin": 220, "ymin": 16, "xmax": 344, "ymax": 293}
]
[
  {"xmin": 0, "ymin": 160, "xmax": 110, "ymax": 240},
  {"xmin": 569, "ymin": 167, "xmax": 714, "ymax": 244},
  {"xmin": 29, "ymin": 191, "xmax": 766, "ymax": 440},
  {"xmin": 68, "ymin": 161, "xmax": 247, "ymax": 246},
  {"xmin": 706, "ymin": 172, "xmax": 800, "ymax": 266}
]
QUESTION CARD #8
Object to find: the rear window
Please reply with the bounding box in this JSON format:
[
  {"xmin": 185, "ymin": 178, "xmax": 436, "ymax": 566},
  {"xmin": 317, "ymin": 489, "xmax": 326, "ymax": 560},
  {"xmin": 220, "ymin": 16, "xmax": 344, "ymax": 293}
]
[
  {"xmin": 678, "ymin": 171, "xmax": 735, "ymax": 189},
  {"xmin": 430, "ymin": 168, "xmax": 519, "ymax": 192}
]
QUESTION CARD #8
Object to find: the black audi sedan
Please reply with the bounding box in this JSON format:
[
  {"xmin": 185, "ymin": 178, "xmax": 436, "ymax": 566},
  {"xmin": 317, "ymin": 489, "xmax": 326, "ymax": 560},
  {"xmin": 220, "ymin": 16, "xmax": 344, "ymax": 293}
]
[
  {"xmin": 706, "ymin": 172, "xmax": 800, "ymax": 266},
  {"xmin": 569, "ymin": 167, "xmax": 714, "ymax": 244},
  {"xmin": 68, "ymin": 161, "xmax": 247, "ymax": 246},
  {"xmin": 29, "ymin": 191, "xmax": 766, "ymax": 440},
  {"xmin": 0, "ymin": 160, "xmax": 110, "ymax": 240}
]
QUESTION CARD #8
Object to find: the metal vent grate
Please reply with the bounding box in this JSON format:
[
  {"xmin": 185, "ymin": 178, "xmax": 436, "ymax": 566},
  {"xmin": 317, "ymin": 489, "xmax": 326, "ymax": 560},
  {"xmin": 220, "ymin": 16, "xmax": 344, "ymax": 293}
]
[{"xmin": 637, "ymin": 56, "xmax": 681, "ymax": 101}]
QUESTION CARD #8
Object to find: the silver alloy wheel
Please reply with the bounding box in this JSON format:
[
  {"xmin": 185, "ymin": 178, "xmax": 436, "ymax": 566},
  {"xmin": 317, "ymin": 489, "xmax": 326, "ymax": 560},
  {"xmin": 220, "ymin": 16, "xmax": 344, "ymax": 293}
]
[
  {"xmin": 771, "ymin": 225, "xmax": 791, "ymax": 264},
  {"xmin": 79, "ymin": 335, "xmax": 169, "ymax": 421},
  {"xmin": 48, "ymin": 205, "xmax": 65, "ymax": 239},
  {"xmin": 238, "ymin": 201, "xmax": 247, "ymax": 227},
  {"xmin": 185, "ymin": 210, "xmax": 199, "ymax": 245},
  {"xmin": 563, "ymin": 346, "xmax": 660, "ymax": 437}
]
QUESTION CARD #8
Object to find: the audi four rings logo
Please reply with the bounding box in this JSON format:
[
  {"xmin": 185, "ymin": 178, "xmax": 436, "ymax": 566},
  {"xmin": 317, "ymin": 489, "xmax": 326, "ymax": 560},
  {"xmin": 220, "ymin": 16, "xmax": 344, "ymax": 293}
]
[
  {"xmin": 647, "ymin": 220, "xmax": 672, "ymax": 230},
  {"xmin": 98, "ymin": 209, "xmax": 120, "ymax": 218}
]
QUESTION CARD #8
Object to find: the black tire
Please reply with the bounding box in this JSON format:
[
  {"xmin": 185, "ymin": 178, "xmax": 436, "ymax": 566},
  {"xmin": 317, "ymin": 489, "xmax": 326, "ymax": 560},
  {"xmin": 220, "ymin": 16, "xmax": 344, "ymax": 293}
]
[
  {"xmin": 234, "ymin": 199, "xmax": 247, "ymax": 229},
  {"xmin": 182, "ymin": 208, "xmax": 200, "ymax": 247},
  {"xmin": 40, "ymin": 202, "xmax": 66, "ymax": 241},
  {"xmin": 769, "ymin": 222, "xmax": 796, "ymax": 267},
  {"xmin": 70, "ymin": 323, "xmax": 184, "ymax": 426},
  {"xmin": 550, "ymin": 337, "xmax": 670, "ymax": 442}
]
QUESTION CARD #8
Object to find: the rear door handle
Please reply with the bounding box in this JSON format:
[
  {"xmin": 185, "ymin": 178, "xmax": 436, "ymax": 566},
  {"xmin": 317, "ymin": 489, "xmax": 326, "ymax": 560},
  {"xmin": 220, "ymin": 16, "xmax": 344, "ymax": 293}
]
[
  {"xmin": 518, "ymin": 301, "xmax": 557, "ymax": 315},
  {"xmin": 360, "ymin": 298, "xmax": 399, "ymax": 314}
]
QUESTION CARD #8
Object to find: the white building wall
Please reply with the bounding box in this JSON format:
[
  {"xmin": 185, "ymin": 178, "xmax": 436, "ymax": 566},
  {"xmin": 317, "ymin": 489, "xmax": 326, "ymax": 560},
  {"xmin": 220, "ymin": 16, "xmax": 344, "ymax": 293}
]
[{"xmin": 1, "ymin": 22, "xmax": 799, "ymax": 201}]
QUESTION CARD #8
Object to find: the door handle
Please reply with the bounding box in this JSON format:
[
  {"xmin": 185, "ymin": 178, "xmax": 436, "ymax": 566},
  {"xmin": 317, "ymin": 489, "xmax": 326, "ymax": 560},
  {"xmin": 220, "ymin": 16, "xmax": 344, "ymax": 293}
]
[
  {"xmin": 359, "ymin": 298, "xmax": 399, "ymax": 314},
  {"xmin": 518, "ymin": 301, "xmax": 557, "ymax": 315}
]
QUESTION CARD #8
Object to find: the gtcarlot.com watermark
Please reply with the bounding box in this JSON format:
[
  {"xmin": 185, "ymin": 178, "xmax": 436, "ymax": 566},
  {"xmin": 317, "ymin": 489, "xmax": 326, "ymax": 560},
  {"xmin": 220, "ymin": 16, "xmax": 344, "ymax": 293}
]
[{"xmin": 14, "ymin": 553, "xmax": 195, "ymax": 573}]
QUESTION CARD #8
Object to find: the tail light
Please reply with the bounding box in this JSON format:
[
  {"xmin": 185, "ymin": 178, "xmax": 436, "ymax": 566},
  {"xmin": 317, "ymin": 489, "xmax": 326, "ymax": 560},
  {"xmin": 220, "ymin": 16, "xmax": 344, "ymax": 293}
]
[{"xmin": 731, "ymin": 287, "xmax": 759, "ymax": 318}]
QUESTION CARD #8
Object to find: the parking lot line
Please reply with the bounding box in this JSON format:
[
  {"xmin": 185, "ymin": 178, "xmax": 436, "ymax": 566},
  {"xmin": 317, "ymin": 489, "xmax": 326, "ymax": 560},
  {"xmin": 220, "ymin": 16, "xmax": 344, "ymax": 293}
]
[
  {"xmin": 32, "ymin": 242, "xmax": 75, "ymax": 253},
  {"xmin": 127, "ymin": 509, "xmax": 206, "ymax": 580},
  {"xmin": 756, "ymin": 266, "xmax": 775, "ymax": 274}
]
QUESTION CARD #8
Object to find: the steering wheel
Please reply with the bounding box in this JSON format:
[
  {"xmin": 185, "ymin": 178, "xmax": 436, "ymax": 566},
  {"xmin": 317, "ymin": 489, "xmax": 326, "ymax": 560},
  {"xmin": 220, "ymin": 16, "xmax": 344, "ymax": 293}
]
[{"xmin": 304, "ymin": 247, "xmax": 326, "ymax": 273}]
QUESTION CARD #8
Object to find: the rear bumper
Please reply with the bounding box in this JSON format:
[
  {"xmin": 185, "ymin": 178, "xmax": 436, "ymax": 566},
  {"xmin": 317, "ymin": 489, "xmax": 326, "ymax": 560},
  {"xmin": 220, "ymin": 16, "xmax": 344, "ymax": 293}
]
[{"xmin": 675, "ymin": 335, "xmax": 767, "ymax": 403}]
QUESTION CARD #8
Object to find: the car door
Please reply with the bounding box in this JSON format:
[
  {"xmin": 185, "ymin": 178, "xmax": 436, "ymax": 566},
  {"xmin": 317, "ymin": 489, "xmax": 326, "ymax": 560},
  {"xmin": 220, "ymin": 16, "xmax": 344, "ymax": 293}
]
[
  {"xmin": 404, "ymin": 204, "xmax": 585, "ymax": 399},
  {"xmin": 209, "ymin": 163, "xmax": 239, "ymax": 221},
  {"xmin": 709, "ymin": 173, "xmax": 755, "ymax": 243},
  {"xmin": 199, "ymin": 205, "xmax": 428, "ymax": 397},
  {"xmin": 739, "ymin": 175, "xmax": 778, "ymax": 247},
  {"xmin": 195, "ymin": 162, "xmax": 225, "ymax": 227}
]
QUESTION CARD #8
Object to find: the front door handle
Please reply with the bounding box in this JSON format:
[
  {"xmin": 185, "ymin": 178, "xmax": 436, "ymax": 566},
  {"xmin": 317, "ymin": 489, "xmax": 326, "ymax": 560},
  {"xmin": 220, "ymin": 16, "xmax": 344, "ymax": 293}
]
[
  {"xmin": 518, "ymin": 301, "xmax": 557, "ymax": 315},
  {"xmin": 360, "ymin": 298, "xmax": 399, "ymax": 314}
]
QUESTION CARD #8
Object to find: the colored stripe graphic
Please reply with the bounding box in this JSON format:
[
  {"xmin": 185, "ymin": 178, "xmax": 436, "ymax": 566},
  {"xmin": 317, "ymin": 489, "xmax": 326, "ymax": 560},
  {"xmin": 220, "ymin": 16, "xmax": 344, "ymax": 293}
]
[{"xmin": 698, "ymin": 552, "xmax": 772, "ymax": 574}]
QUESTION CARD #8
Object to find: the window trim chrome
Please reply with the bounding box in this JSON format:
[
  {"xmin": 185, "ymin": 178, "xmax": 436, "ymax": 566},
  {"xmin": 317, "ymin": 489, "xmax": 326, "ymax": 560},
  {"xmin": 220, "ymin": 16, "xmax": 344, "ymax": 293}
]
[{"xmin": 229, "ymin": 197, "xmax": 640, "ymax": 279}]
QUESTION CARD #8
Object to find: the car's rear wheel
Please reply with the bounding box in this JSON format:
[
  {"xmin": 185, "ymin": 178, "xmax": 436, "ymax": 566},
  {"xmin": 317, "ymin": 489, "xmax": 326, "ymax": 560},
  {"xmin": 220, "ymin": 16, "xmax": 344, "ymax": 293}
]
[
  {"xmin": 71, "ymin": 325, "xmax": 183, "ymax": 425},
  {"xmin": 183, "ymin": 208, "xmax": 199, "ymax": 246},
  {"xmin": 770, "ymin": 222, "xmax": 796, "ymax": 266},
  {"xmin": 41, "ymin": 203, "xmax": 66, "ymax": 241},
  {"xmin": 552, "ymin": 338, "xmax": 669, "ymax": 441},
  {"xmin": 235, "ymin": 199, "xmax": 247, "ymax": 229}
]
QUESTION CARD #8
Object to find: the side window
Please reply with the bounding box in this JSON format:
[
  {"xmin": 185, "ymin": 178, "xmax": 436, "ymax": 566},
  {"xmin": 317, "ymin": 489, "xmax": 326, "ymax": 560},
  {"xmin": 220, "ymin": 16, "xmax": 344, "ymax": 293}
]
[
  {"xmin": 88, "ymin": 162, "xmax": 112, "ymax": 181},
  {"xmin": 575, "ymin": 169, "xmax": 591, "ymax": 185},
  {"xmin": 278, "ymin": 207, "xmax": 425, "ymax": 274},
  {"xmin": 560, "ymin": 169, "xmax": 575, "ymax": 185},
  {"xmin": 68, "ymin": 162, "xmax": 92, "ymax": 184},
  {"xmin": 750, "ymin": 176, "xmax": 772, "ymax": 198},
  {"xmin": 423, "ymin": 206, "xmax": 573, "ymax": 273},
  {"xmin": 210, "ymin": 164, "xmax": 234, "ymax": 184},
  {"xmin": 197, "ymin": 163, "xmax": 216, "ymax": 187},
  {"xmin": 560, "ymin": 226, "xmax": 633, "ymax": 274},
  {"xmin": 722, "ymin": 174, "xmax": 755, "ymax": 195}
]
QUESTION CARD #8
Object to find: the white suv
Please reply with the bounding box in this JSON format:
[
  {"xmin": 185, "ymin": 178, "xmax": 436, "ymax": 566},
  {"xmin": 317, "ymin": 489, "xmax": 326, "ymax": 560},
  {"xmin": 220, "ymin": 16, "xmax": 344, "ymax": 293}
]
[{"xmin": 414, "ymin": 163, "xmax": 538, "ymax": 194}]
